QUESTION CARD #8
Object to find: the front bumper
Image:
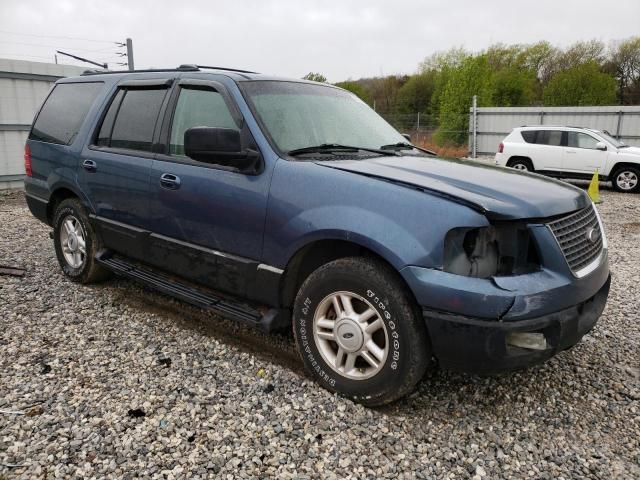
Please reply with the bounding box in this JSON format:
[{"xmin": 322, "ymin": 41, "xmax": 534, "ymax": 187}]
[{"xmin": 422, "ymin": 275, "xmax": 610, "ymax": 373}]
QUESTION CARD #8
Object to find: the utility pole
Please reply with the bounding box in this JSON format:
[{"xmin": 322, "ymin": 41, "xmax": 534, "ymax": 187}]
[{"xmin": 126, "ymin": 38, "xmax": 134, "ymax": 71}]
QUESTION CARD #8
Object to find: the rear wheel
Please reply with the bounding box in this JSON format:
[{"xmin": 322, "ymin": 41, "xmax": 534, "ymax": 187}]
[
  {"xmin": 53, "ymin": 198, "xmax": 110, "ymax": 283},
  {"xmin": 292, "ymin": 257, "xmax": 430, "ymax": 406},
  {"xmin": 612, "ymin": 166, "xmax": 640, "ymax": 193},
  {"xmin": 508, "ymin": 158, "xmax": 533, "ymax": 171}
]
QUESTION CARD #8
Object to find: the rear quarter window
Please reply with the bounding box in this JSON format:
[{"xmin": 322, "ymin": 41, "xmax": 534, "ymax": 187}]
[
  {"xmin": 520, "ymin": 130, "xmax": 536, "ymax": 143},
  {"xmin": 30, "ymin": 82, "xmax": 103, "ymax": 145}
]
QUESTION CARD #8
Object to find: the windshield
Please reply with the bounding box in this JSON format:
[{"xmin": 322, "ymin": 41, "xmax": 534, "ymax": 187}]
[
  {"xmin": 241, "ymin": 81, "xmax": 407, "ymax": 155},
  {"xmin": 596, "ymin": 130, "xmax": 627, "ymax": 148}
]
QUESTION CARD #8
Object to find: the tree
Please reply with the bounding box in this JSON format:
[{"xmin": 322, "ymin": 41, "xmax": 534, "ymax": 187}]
[
  {"xmin": 490, "ymin": 67, "xmax": 537, "ymax": 106},
  {"xmin": 434, "ymin": 55, "xmax": 493, "ymax": 146},
  {"xmin": 334, "ymin": 80, "xmax": 372, "ymax": 105},
  {"xmin": 395, "ymin": 72, "xmax": 436, "ymax": 114},
  {"xmin": 607, "ymin": 36, "xmax": 640, "ymax": 104},
  {"xmin": 543, "ymin": 62, "xmax": 617, "ymax": 106},
  {"xmin": 302, "ymin": 72, "xmax": 327, "ymax": 83}
]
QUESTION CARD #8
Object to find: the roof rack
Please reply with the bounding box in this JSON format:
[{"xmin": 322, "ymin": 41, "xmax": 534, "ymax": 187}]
[
  {"xmin": 519, "ymin": 125, "xmax": 586, "ymax": 129},
  {"xmin": 81, "ymin": 64, "xmax": 258, "ymax": 76}
]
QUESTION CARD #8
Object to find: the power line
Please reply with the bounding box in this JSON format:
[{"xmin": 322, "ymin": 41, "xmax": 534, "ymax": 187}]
[
  {"xmin": 0, "ymin": 40, "xmax": 118, "ymax": 53},
  {"xmin": 0, "ymin": 29, "xmax": 115, "ymax": 44}
]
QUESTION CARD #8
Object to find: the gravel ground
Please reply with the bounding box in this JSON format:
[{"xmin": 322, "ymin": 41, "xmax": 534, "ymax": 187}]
[{"xmin": 0, "ymin": 185, "xmax": 639, "ymax": 479}]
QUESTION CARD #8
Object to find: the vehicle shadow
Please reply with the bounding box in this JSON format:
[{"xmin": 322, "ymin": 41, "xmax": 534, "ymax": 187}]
[{"xmin": 100, "ymin": 277, "xmax": 610, "ymax": 418}]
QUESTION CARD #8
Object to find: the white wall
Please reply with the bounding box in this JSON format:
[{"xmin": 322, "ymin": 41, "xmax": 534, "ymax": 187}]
[{"xmin": 0, "ymin": 59, "xmax": 87, "ymax": 186}]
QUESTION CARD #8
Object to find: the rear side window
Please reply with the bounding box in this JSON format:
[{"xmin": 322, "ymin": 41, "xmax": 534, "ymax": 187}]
[
  {"xmin": 96, "ymin": 88, "xmax": 167, "ymax": 152},
  {"xmin": 30, "ymin": 82, "xmax": 103, "ymax": 145},
  {"xmin": 536, "ymin": 130, "xmax": 563, "ymax": 146},
  {"xmin": 521, "ymin": 130, "xmax": 536, "ymax": 143}
]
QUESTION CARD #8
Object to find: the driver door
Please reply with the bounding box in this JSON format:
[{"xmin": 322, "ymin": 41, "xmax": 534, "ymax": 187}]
[{"xmin": 146, "ymin": 78, "xmax": 270, "ymax": 298}]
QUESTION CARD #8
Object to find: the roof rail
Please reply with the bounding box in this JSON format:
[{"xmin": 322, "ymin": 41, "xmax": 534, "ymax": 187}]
[
  {"xmin": 81, "ymin": 65, "xmax": 259, "ymax": 76},
  {"xmin": 193, "ymin": 65, "xmax": 258, "ymax": 74},
  {"xmin": 519, "ymin": 125, "xmax": 586, "ymax": 129}
]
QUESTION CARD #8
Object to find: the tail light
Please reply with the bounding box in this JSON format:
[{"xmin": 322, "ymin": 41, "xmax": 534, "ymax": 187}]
[
  {"xmin": 24, "ymin": 144, "xmax": 33, "ymax": 177},
  {"xmin": 498, "ymin": 142, "xmax": 504, "ymax": 154}
]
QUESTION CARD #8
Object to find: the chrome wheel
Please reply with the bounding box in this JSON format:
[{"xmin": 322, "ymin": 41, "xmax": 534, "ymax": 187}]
[
  {"xmin": 616, "ymin": 171, "xmax": 638, "ymax": 191},
  {"xmin": 59, "ymin": 215, "xmax": 86, "ymax": 269},
  {"xmin": 313, "ymin": 291, "xmax": 388, "ymax": 380},
  {"xmin": 513, "ymin": 163, "xmax": 529, "ymax": 171}
]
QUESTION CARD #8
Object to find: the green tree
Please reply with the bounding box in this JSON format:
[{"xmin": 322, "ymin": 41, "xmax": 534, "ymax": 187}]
[
  {"xmin": 490, "ymin": 67, "xmax": 537, "ymax": 106},
  {"xmin": 543, "ymin": 62, "xmax": 617, "ymax": 106},
  {"xmin": 434, "ymin": 55, "xmax": 493, "ymax": 146},
  {"xmin": 395, "ymin": 72, "xmax": 436, "ymax": 113},
  {"xmin": 334, "ymin": 80, "xmax": 372, "ymax": 105},
  {"xmin": 302, "ymin": 72, "xmax": 327, "ymax": 83},
  {"xmin": 607, "ymin": 36, "xmax": 640, "ymax": 104}
]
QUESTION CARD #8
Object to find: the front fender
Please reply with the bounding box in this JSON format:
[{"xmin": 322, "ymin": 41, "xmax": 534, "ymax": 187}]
[{"xmin": 262, "ymin": 160, "xmax": 488, "ymax": 269}]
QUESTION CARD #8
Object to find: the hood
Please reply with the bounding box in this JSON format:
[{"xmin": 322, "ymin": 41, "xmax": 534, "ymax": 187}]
[
  {"xmin": 316, "ymin": 155, "xmax": 589, "ymax": 220},
  {"xmin": 619, "ymin": 146, "xmax": 640, "ymax": 156}
]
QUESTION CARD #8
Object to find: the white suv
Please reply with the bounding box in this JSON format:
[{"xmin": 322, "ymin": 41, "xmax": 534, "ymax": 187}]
[{"xmin": 495, "ymin": 126, "xmax": 640, "ymax": 193}]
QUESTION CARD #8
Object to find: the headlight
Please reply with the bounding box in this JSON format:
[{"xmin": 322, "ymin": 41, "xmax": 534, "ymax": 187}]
[{"xmin": 443, "ymin": 224, "xmax": 540, "ymax": 278}]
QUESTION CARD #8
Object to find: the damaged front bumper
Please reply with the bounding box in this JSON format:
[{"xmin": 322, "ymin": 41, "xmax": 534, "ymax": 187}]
[{"xmin": 400, "ymin": 248, "xmax": 610, "ymax": 373}]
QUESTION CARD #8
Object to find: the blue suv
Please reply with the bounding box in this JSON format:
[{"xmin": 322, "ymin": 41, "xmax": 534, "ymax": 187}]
[{"xmin": 24, "ymin": 65, "xmax": 611, "ymax": 406}]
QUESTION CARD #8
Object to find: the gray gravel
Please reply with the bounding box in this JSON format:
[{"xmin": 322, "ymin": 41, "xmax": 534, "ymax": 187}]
[{"xmin": 1, "ymin": 185, "xmax": 639, "ymax": 479}]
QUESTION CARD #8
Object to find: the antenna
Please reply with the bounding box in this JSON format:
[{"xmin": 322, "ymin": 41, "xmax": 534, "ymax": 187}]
[{"xmin": 56, "ymin": 50, "xmax": 107, "ymax": 70}]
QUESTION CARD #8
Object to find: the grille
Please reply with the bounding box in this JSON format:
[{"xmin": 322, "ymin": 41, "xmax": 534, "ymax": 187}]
[{"xmin": 547, "ymin": 205, "xmax": 603, "ymax": 274}]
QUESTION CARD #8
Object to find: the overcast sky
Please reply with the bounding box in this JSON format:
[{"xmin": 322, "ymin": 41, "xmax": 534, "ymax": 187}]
[{"xmin": 1, "ymin": 0, "xmax": 639, "ymax": 81}]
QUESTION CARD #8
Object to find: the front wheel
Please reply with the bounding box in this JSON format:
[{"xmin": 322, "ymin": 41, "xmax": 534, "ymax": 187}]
[
  {"xmin": 612, "ymin": 166, "xmax": 640, "ymax": 193},
  {"xmin": 292, "ymin": 257, "xmax": 430, "ymax": 406}
]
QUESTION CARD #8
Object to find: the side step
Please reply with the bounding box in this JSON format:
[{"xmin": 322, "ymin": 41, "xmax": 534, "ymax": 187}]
[{"xmin": 96, "ymin": 252, "xmax": 288, "ymax": 332}]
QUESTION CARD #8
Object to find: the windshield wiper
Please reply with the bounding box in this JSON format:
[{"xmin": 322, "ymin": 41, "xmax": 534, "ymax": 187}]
[
  {"xmin": 287, "ymin": 143, "xmax": 397, "ymax": 157},
  {"xmin": 380, "ymin": 142, "xmax": 437, "ymax": 156}
]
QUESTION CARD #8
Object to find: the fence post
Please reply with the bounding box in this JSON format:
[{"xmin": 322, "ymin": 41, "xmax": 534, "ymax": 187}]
[
  {"xmin": 472, "ymin": 95, "xmax": 477, "ymax": 159},
  {"xmin": 416, "ymin": 112, "xmax": 420, "ymax": 131},
  {"xmin": 616, "ymin": 111, "xmax": 623, "ymax": 139}
]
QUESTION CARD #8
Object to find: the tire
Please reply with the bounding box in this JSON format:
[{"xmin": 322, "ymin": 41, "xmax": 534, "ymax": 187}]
[
  {"xmin": 508, "ymin": 158, "xmax": 533, "ymax": 172},
  {"xmin": 53, "ymin": 198, "xmax": 110, "ymax": 283},
  {"xmin": 292, "ymin": 257, "xmax": 430, "ymax": 406},
  {"xmin": 611, "ymin": 166, "xmax": 640, "ymax": 193}
]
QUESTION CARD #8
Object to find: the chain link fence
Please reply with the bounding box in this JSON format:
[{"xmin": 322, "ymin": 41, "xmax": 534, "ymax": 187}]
[{"xmin": 379, "ymin": 113, "xmax": 470, "ymax": 154}]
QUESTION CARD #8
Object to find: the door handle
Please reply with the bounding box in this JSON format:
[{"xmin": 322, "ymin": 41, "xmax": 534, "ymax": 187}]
[
  {"xmin": 566, "ymin": 150, "xmax": 577, "ymax": 154},
  {"xmin": 160, "ymin": 173, "xmax": 181, "ymax": 190},
  {"xmin": 82, "ymin": 159, "xmax": 97, "ymax": 172}
]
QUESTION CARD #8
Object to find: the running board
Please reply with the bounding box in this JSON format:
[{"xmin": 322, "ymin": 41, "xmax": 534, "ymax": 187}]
[{"xmin": 96, "ymin": 251, "xmax": 288, "ymax": 332}]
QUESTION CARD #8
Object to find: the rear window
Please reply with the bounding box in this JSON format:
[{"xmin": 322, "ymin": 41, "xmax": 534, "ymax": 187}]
[
  {"xmin": 96, "ymin": 88, "xmax": 167, "ymax": 152},
  {"xmin": 30, "ymin": 82, "xmax": 103, "ymax": 145}
]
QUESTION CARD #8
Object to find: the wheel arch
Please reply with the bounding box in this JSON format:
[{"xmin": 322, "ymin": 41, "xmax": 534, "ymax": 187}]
[
  {"xmin": 610, "ymin": 161, "xmax": 640, "ymax": 176},
  {"xmin": 279, "ymin": 238, "xmax": 419, "ymax": 311},
  {"xmin": 507, "ymin": 156, "xmax": 534, "ymax": 169}
]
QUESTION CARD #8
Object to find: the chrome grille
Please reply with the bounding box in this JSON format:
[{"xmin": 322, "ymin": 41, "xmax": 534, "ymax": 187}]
[{"xmin": 547, "ymin": 205, "xmax": 603, "ymax": 274}]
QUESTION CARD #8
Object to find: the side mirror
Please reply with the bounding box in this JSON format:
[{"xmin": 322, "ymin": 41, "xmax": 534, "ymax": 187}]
[
  {"xmin": 596, "ymin": 142, "xmax": 607, "ymax": 151},
  {"xmin": 184, "ymin": 127, "xmax": 258, "ymax": 169},
  {"xmin": 401, "ymin": 133, "xmax": 412, "ymax": 142}
]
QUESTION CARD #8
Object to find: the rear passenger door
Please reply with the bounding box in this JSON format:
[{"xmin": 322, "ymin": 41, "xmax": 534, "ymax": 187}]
[
  {"xmin": 146, "ymin": 78, "xmax": 269, "ymax": 298},
  {"xmin": 562, "ymin": 131, "xmax": 608, "ymax": 174},
  {"xmin": 530, "ymin": 130, "xmax": 565, "ymax": 171},
  {"xmin": 78, "ymin": 79, "xmax": 172, "ymax": 260}
]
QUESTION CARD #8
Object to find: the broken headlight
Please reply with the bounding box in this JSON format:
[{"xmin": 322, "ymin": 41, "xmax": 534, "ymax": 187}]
[{"xmin": 443, "ymin": 224, "xmax": 540, "ymax": 278}]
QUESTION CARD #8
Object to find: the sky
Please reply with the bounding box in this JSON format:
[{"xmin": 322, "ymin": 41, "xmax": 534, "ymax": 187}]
[{"xmin": 1, "ymin": 0, "xmax": 639, "ymax": 82}]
